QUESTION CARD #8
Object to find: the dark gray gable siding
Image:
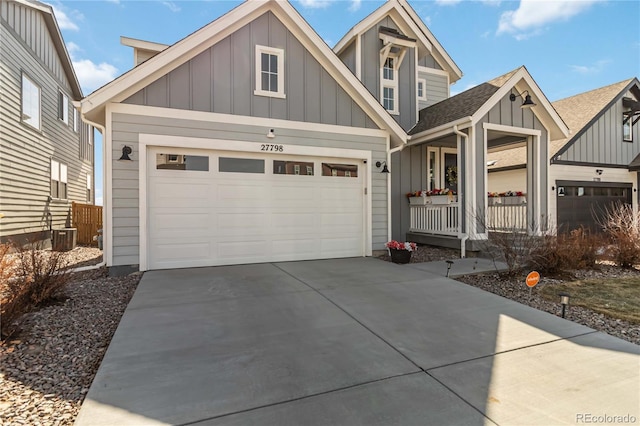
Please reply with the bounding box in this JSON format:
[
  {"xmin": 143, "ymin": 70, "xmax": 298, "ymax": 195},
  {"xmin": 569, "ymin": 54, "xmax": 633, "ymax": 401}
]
[
  {"xmin": 554, "ymin": 96, "xmax": 640, "ymax": 166},
  {"xmin": 339, "ymin": 40, "xmax": 356, "ymax": 75},
  {"xmin": 124, "ymin": 12, "xmax": 379, "ymax": 130},
  {"xmin": 0, "ymin": 4, "xmax": 94, "ymax": 241},
  {"xmin": 418, "ymin": 55, "xmax": 443, "ymax": 70},
  {"xmin": 360, "ymin": 15, "xmax": 416, "ymax": 132}
]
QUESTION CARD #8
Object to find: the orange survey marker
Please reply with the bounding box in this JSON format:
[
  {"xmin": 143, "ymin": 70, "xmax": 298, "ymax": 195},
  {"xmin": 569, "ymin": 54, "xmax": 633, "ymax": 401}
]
[{"xmin": 526, "ymin": 271, "xmax": 540, "ymax": 287}]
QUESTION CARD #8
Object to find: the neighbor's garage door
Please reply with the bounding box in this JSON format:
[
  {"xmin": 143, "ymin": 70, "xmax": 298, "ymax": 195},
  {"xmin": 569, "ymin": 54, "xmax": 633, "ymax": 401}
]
[
  {"xmin": 147, "ymin": 147, "xmax": 365, "ymax": 270},
  {"xmin": 556, "ymin": 181, "xmax": 631, "ymax": 233}
]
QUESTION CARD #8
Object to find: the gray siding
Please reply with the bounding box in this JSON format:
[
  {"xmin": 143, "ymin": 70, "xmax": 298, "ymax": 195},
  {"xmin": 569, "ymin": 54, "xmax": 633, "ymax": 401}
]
[
  {"xmin": 419, "ymin": 71, "xmax": 448, "ymax": 109},
  {"xmin": 390, "ymin": 144, "xmax": 427, "ymax": 240},
  {"xmin": 556, "ymin": 96, "xmax": 640, "ymax": 165},
  {"xmin": 124, "ymin": 11, "xmax": 378, "ymax": 130},
  {"xmin": 110, "ymin": 113, "xmax": 388, "ymax": 267},
  {"xmin": 359, "ymin": 16, "xmax": 416, "ymax": 131},
  {"xmin": 0, "ymin": 5, "xmax": 93, "ymax": 241},
  {"xmin": 339, "ymin": 40, "xmax": 356, "ymax": 75},
  {"xmin": 418, "ymin": 54, "xmax": 443, "ymax": 70}
]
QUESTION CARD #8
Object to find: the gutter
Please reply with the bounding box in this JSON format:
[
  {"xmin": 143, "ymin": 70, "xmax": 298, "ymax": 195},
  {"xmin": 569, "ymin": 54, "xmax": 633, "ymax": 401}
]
[{"xmin": 452, "ymin": 124, "xmax": 468, "ymax": 258}]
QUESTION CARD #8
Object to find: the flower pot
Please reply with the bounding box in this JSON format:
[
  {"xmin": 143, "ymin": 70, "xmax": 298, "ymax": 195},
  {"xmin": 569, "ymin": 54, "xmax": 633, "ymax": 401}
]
[
  {"xmin": 389, "ymin": 249, "xmax": 412, "ymax": 264},
  {"xmin": 429, "ymin": 195, "xmax": 453, "ymax": 205},
  {"xmin": 502, "ymin": 196, "xmax": 526, "ymax": 205},
  {"xmin": 408, "ymin": 196, "xmax": 428, "ymax": 205}
]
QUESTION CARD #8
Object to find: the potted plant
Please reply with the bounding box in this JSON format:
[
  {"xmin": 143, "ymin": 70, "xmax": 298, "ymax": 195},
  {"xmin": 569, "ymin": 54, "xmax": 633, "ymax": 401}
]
[
  {"xmin": 406, "ymin": 190, "xmax": 429, "ymax": 205},
  {"xmin": 427, "ymin": 188, "xmax": 456, "ymax": 204},
  {"xmin": 385, "ymin": 240, "xmax": 417, "ymax": 264},
  {"xmin": 499, "ymin": 190, "xmax": 526, "ymax": 205},
  {"xmin": 487, "ymin": 192, "xmax": 501, "ymax": 205}
]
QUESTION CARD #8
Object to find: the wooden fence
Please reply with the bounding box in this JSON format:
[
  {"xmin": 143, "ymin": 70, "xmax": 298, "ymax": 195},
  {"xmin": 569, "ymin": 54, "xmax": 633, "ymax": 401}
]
[{"xmin": 72, "ymin": 202, "xmax": 103, "ymax": 246}]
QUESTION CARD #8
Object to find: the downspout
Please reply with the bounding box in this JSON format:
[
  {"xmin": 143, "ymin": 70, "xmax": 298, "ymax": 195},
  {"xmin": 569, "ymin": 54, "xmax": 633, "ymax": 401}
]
[
  {"xmin": 76, "ymin": 102, "xmax": 107, "ymax": 269},
  {"xmin": 452, "ymin": 125, "xmax": 467, "ymax": 258},
  {"xmin": 387, "ymin": 143, "xmax": 406, "ymax": 242}
]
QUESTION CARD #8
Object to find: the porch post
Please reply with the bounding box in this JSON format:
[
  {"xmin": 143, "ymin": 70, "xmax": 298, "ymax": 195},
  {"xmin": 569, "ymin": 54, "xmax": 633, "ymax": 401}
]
[{"xmin": 464, "ymin": 125, "xmax": 478, "ymax": 239}]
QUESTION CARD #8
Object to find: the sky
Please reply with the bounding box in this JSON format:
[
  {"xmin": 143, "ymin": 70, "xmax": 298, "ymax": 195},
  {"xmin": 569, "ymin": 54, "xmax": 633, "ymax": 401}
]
[{"xmin": 51, "ymin": 0, "xmax": 640, "ymax": 205}]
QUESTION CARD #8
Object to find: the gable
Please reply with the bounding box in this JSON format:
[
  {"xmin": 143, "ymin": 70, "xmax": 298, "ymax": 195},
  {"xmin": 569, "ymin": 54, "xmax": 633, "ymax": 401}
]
[
  {"xmin": 123, "ymin": 11, "xmax": 379, "ymax": 129},
  {"xmin": 1, "ymin": 0, "xmax": 81, "ymax": 98}
]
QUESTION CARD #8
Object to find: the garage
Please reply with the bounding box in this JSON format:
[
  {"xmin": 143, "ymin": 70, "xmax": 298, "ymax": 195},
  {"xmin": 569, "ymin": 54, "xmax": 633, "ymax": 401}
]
[
  {"xmin": 146, "ymin": 147, "xmax": 366, "ymax": 270},
  {"xmin": 556, "ymin": 181, "xmax": 631, "ymax": 233}
]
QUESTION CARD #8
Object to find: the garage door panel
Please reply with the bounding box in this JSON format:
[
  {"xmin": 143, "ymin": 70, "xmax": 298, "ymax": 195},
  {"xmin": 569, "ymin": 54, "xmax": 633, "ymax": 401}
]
[{"xmin": 148, "ymin": 148, "xmax": 366, "ymax": 269}]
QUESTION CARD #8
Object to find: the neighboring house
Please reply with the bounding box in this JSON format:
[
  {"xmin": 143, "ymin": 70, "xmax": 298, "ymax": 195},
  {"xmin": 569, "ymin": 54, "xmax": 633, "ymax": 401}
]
[
  {"xmin": 0, "ymin": 0, "xmax": 95, "ymax": 245},
  {"xmin": 80, "ymin": 0, "xmax": 568, "ymax": 272},
  {"xmin": 488, "ymin": 78, "xmax": 640, "ymax": 232}
]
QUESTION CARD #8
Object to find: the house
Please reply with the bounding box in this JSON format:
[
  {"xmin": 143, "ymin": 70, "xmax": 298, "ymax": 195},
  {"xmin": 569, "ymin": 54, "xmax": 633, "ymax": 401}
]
[
  {"xmin": 80, "ymin": 0, "xmax": 568, "ymax": 273},
  {"xmin": 488, "ymin": 78, "xmax": 640, "ymax": 232},
  {"xmin": 0, "ymin": 0, "xmax": 95, "ymax": 246}
]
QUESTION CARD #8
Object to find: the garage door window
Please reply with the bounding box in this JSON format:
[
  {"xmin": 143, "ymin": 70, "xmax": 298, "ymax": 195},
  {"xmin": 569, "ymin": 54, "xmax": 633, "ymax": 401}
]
[
  {"xmin": 219, "ymin": 157, "xmax": 264, "ymax": 173},
  {"xmin": 322, "ymin": 163, "xmax": 358, "ymax": 177},
  {"xmin": 273, "ymin": 160, "xmax": 314, "ymax": 175},
  {"xmin": 156, "ymin": 154, "xmax": 209, "ymax": 171}
]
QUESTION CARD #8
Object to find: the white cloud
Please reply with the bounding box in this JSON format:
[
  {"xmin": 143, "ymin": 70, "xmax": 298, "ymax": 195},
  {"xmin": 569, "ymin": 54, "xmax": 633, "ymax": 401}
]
[
  {"xmin": 48, "ymin": 3, "xmax": 79, "ymax": 31},
  {"xmin": 349, "ymin": 0, "xmax": 362, "ymax": 12},
  {"xmin": 66, "ymin": 41, "xmax": 81, "ymax": 55},
  {"xmin": 161, "ymin": 1, "xmax": 181, "ymax": 12},
  {"xmin": 569, "ymin": 59, "xmax": 611, "ymax": 74},
  {"xmin": 72, "ymin": 59, "xmax": 119, "ymax": 94},
  {"xmin": 423, "ymin": 15, "xmax": 432, "ymax": 26},
  {"xmin": 498, "ymin": 0, "xmax": 601, "ymax": 38},
  {"xmin": 298, "ymin": 0, "xmax": 333, "ymax": 8}
]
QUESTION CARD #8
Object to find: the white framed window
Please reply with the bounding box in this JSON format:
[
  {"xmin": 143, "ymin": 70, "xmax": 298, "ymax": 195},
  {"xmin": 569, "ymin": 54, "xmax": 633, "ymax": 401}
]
[
  {"xmin": 380, "ymin": 55, "xmax": 398, "ymax": 114},
  {"xmin": 58, "ymin": 91, "xmax": 69, "ymax": 125},
  {"xmin": 417, "ymin": 78, "xmax": 427, "ymax": 101},
  {"xmin": 306, "ymin": 165, "xmax": 313, "ymax": 175},
  {"xmin": 254, "ymin": 45, "xmax": 285, "ymax": 99},
  {"xmin": 73, "ymin": 108, "xmax": 79, "ymax": 132},
  {"xmin": 21, "ymin": 73, "xmax": 41, "ymax": 129},
  {"xmin": 623, "ymin": 115, "xmax": 633, "ymax": 142},
  {"xmin": 294, "ymin": 164, "xmax": 300, "ymax": 175},
  {"xmin": 50, "ymin": 159, "xmax": 68, "ymax": 199},
  {"xmin": 86, "ymin": 173, "xmax": 92, "ymax": 202}
]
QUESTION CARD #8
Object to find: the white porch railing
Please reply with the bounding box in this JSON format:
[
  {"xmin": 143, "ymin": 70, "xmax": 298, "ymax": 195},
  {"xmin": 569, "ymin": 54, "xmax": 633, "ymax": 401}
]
[
  {"xmin": 409, "ymin": 203, "xmax": 460, "ymax": 236},
  {"xmin": 487, "ymin": 204, "xmax": 527, "ymax": 231}
]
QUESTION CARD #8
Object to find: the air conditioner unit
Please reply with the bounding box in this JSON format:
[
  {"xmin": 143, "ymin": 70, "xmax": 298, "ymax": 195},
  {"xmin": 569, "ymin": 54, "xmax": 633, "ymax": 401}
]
[{"xmin": 52, "ymin": 228, "xmax": 77, "ymax": 252}]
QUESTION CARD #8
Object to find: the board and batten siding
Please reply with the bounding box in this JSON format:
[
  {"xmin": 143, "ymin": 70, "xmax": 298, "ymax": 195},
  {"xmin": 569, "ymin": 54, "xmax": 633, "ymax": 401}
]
[
  {"xmin": 554, "ymin": 96, "xmax": 640, "ymax": 165},
  {"xmin": 0, "ymin": 5, "xmax": 93, "ymax": 241},
  {"xmin": 123, "ymin": 11, "xmax": 378, "ymax": 130},
  {"xmin": 359, "ymin": 15, "xmax": 416, "ymax": 132},
  {"xmin": 418, "ymin": 55, "xmax": 443, "ymax": 70},
  {"xmin": 339, "ymin": 40, "xmax": 357, "ymax": 75},
  {"xmin": 109, "ymin": 112, "xmax": 389, "ymax": 267}
]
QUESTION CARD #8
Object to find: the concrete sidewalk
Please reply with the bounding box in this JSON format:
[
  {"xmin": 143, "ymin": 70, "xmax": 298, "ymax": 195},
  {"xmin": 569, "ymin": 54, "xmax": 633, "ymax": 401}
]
[{"xmin": 76, "ymin": 258, "xmax": 639, "ymax": 426}]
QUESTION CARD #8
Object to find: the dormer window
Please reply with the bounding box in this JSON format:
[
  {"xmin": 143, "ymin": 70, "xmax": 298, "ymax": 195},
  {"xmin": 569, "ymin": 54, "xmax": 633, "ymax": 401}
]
[
  {"xmin": 254, "ymin": 45, "xmax": 285, "ymax": 99},
  {"xmin": 379, "ymin": 27, "xmax": 415, "ymax": 116}
]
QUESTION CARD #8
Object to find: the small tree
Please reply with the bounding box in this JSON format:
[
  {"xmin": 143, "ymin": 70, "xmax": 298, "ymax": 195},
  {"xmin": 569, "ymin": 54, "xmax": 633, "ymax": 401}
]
[{"xmin": 598, "ymin": 202, "xmax": 640, "ymax": 268}]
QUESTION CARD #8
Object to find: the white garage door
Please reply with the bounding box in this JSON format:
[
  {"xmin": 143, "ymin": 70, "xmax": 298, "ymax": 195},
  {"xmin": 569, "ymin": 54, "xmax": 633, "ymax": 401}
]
[{"xmin": 147, "ymin": 147, "xmax": 366, "ymax": 270}]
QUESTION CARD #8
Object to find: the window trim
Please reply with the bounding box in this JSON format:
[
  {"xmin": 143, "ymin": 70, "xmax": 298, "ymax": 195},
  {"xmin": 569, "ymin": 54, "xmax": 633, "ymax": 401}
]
[
  {"xmin": 254, "ymin": 45, "xmax": 286, "ymax": 99},
  {"xmin": 21, "ymin": 73, "xmax": 41, "ymax": 130},
  {"xmin": 73, "ymin": 107, "xmax": 79, "ymax": 132},
  {"xmin": 58, "ymin": 90, "xmax": 69, "ymax": 125},
  {"xmin": 380, "ymin": 54, "xmax": 399, "ymax": 115},
  {"xmin": 417, "ymin": 78, "xmax": 427, "ymax": 101},
  {"xmin": 50, "ymin": 159, "xmax": 68, "ymax": 200},
  {"xmin": 623, "ymin": 115, "xmax": 633, "ymax": 142}
]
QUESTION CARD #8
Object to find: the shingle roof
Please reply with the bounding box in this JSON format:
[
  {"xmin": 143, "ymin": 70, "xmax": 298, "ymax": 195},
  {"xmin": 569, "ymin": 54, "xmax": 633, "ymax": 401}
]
[
  {"xmin": 409, "ymin": 67, "xmax": 522, "ymax": 135},
  {"xmin": 488, "ymin": 78, "xmax": 636, "ymax": 169}
]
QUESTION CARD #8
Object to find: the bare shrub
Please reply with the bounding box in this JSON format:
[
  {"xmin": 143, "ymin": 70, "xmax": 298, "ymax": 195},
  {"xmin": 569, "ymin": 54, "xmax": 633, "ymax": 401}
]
[
  {"xmin": 1, "ymin": 240, "xmax": 71, "ymax": 340},
  {"xmin": 598, "ymin": 203, "xmax": 640, "ymax": 268},
  {"xmin": 529, "ymin": 227, "xmax": 602, "ymax": 274}
]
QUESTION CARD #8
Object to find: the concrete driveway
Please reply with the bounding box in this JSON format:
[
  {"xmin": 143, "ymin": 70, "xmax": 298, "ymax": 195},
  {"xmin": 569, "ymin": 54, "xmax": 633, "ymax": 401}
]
[{"xmin": 76, "ymin": 258, "xmax": 639, "ymax": 426}]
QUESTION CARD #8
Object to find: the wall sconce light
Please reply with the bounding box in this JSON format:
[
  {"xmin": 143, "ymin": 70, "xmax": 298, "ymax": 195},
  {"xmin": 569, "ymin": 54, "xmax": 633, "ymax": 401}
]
[
  {"xmin": 596, "ymin": 169, "xmax": 603, "ymax": 175},
  {"xmin": 551, "ymin": 186, "xmax": 555, "ymax": 191},
  {"xmin": 119, "ymin": 145, "xmax": 133, "ymax": 161},
  {"xmin": 375, "ymin": 161, "xmax": 390, "ymax": 173},
  {"xmin": 509, "ymin": 90, "xmax": 536, "ymax": 108},
  {"xmin": 559, "ymin": 292, "xmax": 571, "ymax": 318},
  {"xmin": 267, "ymin": 128, "xmax": 275, "ymax": 139}
]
